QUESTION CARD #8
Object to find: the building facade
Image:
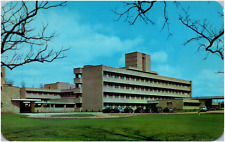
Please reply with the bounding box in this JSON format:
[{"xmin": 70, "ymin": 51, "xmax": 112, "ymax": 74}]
[
  {"xmin": 5, "ymin": 52, "xmax": 217, "ymax": 113},
  {"xmin": 74, "ymin": 52, "xmax": 192, "ymax": 112}
]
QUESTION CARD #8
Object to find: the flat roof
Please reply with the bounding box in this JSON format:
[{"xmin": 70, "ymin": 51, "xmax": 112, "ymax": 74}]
[{"xmin": 147, "ymin": 102, "xmax": 159, "ymax": 104}]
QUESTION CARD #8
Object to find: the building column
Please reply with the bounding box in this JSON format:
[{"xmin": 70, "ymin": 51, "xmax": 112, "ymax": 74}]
[
  {"xmin": 30, "ymin": 101, "xmax": 35, "ymax": 113},
  {"xmin": 74, "ymin": 104, "xmax": 77, "ymax": 112},
  {"xmin": 64, "ymin": 104, "xmax": 66, "ymax": 112}
]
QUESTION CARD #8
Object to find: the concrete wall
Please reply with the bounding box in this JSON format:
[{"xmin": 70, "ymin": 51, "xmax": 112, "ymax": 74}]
[
  {"xmin": 82, "ymin": 65, "xmax": 103, "ymax": 112},
  {"xmin": 1, "ymin": 86, "xmax": 20, "ymax": 113},
  {"xmin": 1, "ymin": 67, "xmax": 5, "ymax": 86},
  {"xmin": 156, "ymin": 99, "xmax": 184, "ymax": 110}
]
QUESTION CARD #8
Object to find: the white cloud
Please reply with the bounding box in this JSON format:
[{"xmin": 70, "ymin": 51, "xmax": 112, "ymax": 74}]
[
  {"xmin": 192, "ymin": 69, "xmax": 224, "ymax": 97},
  {"xmin": 151, "ymin": 51, "xmax": 168, "ymax": 63},
  {"xmin": 5, "ymin": 5, "xmax": 144, "ymax": 87},
  {"xmin": 152, "ymin": 64, "xmax": 184, "ymax": 79}
]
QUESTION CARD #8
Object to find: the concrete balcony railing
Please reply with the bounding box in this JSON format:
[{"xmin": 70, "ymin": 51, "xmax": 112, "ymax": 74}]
[
  {"xmin": 25, "ymin": 93, "xmax": 61, "ymax": 99},
  {"xmin": 103, "ymin": 76, "xmax": 191, "ymax": 92},
  {"xmin": 74, "ymin": 78, "xmax": 82, "ymax": 84},
  {"xmin": 103, "ymin": 87, "xmax": 190, "ymax": 98},
  {"xmin": 74, "ymin": 68, "xmax": 82, "ymax": 74},
  {"xmin": 50, "ymin": 97, "xmax": 82, "ymax": 103},
  {"xmin": 103, "ymin": 97, "xmax": 149, "ymax": 104},
  {"xmin": 71, "ymin": 88, "xmax": 82, "ymax": 93}
]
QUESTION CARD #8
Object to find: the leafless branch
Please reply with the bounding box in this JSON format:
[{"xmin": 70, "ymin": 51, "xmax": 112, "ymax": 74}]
[
  {"xmin": 113, "ymin": 1, "xmax": 224, "ymax": 61},
  {"xmin": 1, "ymin": 1, "xmax": 68, "ymax": 70},
  {"xmin": 179, "ymin": 14, "xmax": 224, "ymax": 60}
]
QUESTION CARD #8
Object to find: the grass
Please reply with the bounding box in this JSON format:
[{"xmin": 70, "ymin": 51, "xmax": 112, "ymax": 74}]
[
  {"xmin": 1, "ymin": 113, "xmax": 224, "ymax": 141},
  {"xmin": 51, "ymin": 114, "xmax": 95, "ymax": 117}
]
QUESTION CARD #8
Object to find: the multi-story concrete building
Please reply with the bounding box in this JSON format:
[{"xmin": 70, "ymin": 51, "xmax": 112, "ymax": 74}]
[
  {"xmin": 1, "ymin": 75, "xmax": 82, "ymax": 113},
  {"xmin": 74, "ymin": 52, "xmax": 192, "ymax": 112},
  {"xmin": 2, "ymin": 52, "xmax": 223, "ymax": 113}
]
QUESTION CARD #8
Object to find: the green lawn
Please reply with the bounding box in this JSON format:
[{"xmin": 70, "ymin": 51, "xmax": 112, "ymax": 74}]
[{"xmin": 1, "ymin": 113, "xmax": 224, "ymax": 141}]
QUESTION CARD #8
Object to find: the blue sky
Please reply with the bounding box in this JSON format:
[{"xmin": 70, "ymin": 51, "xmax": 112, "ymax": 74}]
[{"xmin": 3, "ymin": 1, "xmax": 224, "ymax": 97}]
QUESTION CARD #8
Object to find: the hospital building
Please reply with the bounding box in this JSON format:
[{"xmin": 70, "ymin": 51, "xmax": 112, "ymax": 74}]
[{"xmin": 2, "ymin": 52, "xmax": 219, "ymax": 113}]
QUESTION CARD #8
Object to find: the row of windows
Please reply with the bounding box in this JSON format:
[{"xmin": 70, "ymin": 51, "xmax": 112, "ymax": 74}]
[
  {"xmin": 103, "ymin": 93, "xmax": 172, "ymax": 100},
  {"xmin": 35, "ymin": 104, "xmax": 75, "ymax": 108},
  {"xmin": 35, "ymin": 104, "xmax": 82, "ymax": 108},
  {"xmin": 103, "ymin": 71, "xmax": 190, "ymax": 88},
  {"xmin": 27, "ymin": 92, "xmax": 81, "ymax": 98},
  {"xmin": 27, "ymin": 92, "xmax": 59, "ymax": 96},
  {"xmin": 104, "ymin": 104, "xmax": 147, "ymax": 108},
  {"xmin": 61, "ymin": 94, "xmax": 82, "ymax": 98},
  {"xmin": 104, "ymin": 82, "xmax": 190, "ymax": 95}
]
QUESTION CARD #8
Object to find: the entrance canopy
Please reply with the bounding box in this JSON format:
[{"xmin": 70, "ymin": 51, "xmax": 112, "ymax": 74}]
[{"xmin": 11, "ymin": 98, "xmax": 41, "ymax": 102}]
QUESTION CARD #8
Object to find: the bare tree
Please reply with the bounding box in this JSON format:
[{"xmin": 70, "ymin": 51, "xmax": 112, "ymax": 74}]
[
  {"xmin": 40, "ymin": 83, "xmax": 44, "ymax": 88},
  {"xmin": 5, "ymin": 78, "xmax": 14, "ymax": 85},
  {"xmin": 113, "ymin": 1, "xmax": 224, "ymax": 60},
  {"xmin": 1, "ymin": 1, "xmax": 69, "ymax": 70},
  {"xmin": 178, "ymin": 10, "xmax": 224, "ymax": 60},
  {"xmin": 21, "ymin": 81, "xmax": 25, "ymax": 88}
]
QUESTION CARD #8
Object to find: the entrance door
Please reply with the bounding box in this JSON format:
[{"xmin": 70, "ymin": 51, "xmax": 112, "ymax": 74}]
[{"xmin": 20, "ymin": 102, "xmax": 31, "ymax": 113}]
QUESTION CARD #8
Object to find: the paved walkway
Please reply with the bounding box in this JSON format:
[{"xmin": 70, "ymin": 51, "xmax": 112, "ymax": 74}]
[{"xmin": 20, "ymin": 110, "xmax": 224, "ymax": 119}]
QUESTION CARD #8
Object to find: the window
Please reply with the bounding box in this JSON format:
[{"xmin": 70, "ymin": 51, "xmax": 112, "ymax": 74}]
[
  {"xmin": 35, "ymin": 104, "xmax": 41, "ymax": 107},
  {"xmin": 55, "ymin": 104, "xmax": 64, "ymax": 108},
  {"xmin": 66, "ymin": 104, "xmax": 75, "ymax": 108}
]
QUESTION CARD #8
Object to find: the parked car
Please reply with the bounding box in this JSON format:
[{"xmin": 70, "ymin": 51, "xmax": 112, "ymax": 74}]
[
  {"xmin": 113, "ymin": 107, "xmax": 124, "ymax": 113},
  {"xmin": 199, "ymin": 106, "xmax": 207, "ymax": 112},
  {"xmin": 208, "ymin": 106, "xmax": 219, "ymax": 111},
  {"xmin": 124, "ymin": 107, "xmax": 133, "ymax": 113},
  {"xmin": 134, "ymin": 107, "xmax": 144, "ymax": 113},
  {"xmin": 163, "ymin": 107, "xmax": 174, "ymax": 113},
  {"xmin": 102, "ymin": 107, "xmax": 114, "ymax": 113},
  {"xmin": 152, "ymin": 107, "xmax": 162, "ymax": 113},
  {"xmin": 144, "ymin": 107, "xmax": 153, "ymax": 113}
]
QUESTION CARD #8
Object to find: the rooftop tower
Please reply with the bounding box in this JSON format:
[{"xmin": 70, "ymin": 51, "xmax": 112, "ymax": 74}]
[{"xmin": 125, "ymin": 52, "xmax": 150, "ymax": 72}]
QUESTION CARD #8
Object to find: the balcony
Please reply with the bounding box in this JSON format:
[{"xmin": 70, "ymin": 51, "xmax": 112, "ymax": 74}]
[
  {"xmin": 74, "ymin": 68, "xmax": 82, "ymax": 74},
  {"xmin": 103, "ymin": 87, "xmax": 190, "ymax": 98},
  {"xmin": 25, "ymin": 93, "xmax": 61, "ymax": 99},
  {"xmin": 74, "ymin": 78, "xmax": 82, "ymax": 84},
  {"xmin": 103, "ymin": 97, "xmax": 148, "ymax": 104},
  {"xmin": 71, "ymin": 88, "xmax": 82, "ymax": 93},
  {"xmin": 103, "ymin": 76, "xmax": 191, "ymax": 92},
  {"xmin": 51, "ymin": 97, "xmax": 82, "ymax": 103}
]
